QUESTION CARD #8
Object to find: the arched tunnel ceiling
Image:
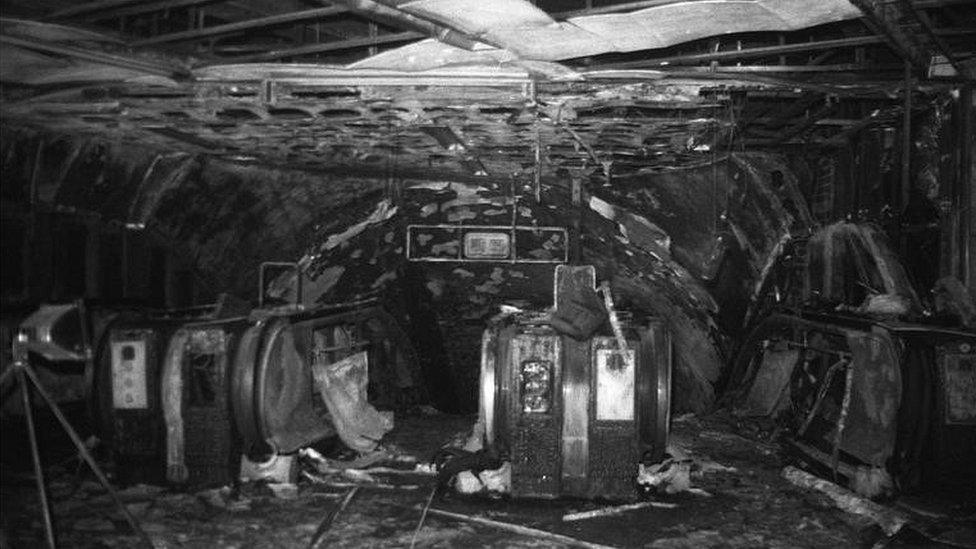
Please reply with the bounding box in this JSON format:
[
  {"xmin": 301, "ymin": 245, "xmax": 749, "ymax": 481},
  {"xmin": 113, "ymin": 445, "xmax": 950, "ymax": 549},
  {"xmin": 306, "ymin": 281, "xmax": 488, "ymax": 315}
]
[{"xmin": 1, "ymin": 116, "xmax": 811, "ymax": 413}]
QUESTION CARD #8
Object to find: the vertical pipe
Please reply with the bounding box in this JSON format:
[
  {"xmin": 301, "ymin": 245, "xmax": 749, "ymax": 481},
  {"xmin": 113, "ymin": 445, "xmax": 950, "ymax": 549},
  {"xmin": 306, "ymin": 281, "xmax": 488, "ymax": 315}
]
[{"xmin": 19, "ymin": 367, "xmax": 56, "ymax": 549}]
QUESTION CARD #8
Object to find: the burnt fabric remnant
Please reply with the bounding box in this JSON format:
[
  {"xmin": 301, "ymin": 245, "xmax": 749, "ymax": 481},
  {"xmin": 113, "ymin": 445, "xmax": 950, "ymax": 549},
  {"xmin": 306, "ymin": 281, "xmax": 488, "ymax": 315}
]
[{"xmin": 1, "ymin": 1, "xmax": 975, "ymax": 547}]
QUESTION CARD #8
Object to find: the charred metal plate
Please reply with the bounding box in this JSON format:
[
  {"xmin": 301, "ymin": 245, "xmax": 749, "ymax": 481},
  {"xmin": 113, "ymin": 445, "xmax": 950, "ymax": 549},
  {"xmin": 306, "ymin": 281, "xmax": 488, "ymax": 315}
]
[
  {"xmin": 407, "ymin": 224, "xmax": 567, "ymax": 263},
  {"xmin": 841, "ymin": 329, "xmax": 901, "ymax": 467},
  {"xmin": 111, "ymin": 334, "xmax": 150, "ymax": 410},
  {"xmin": 941, "ymin": 342, "xmax": 976, "ymax": 425}
]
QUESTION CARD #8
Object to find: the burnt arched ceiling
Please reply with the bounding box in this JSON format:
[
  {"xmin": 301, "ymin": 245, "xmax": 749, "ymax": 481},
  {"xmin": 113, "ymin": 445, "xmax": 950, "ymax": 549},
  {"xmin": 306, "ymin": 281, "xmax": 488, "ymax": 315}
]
[{"xmin": 1, "ymin": 117, "xmax": 810, "ymax": 412}]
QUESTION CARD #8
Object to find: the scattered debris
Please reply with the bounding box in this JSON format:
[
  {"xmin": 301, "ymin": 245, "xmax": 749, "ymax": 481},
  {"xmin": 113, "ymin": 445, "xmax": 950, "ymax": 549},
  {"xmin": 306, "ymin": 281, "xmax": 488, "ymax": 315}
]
[
  {"xmin": 240, "ymin": 453, "xmax": 297, "ymax": 484},
  {"xmin": 312, "ymin": 351, "xmax": 394, "ymax": 453},
  {"xmin": 419, "ymin": 507, "xmax": 617, "ymax": 549},
  {"xmin": 410, "ymin": 485, "xmax": 439, "ymax": 549},
  {"xmin": 638, "ymin": 459, "xmax": 692, "ymax": 494},
  {"xmin": 267, "ymin": 483, "xmax": 299, "ymax": 500},
  {"xmin": 781, "ymin": 466, "xmax": 909, "ymax": 536},
  {"xmin": 197, "ymin": 486, "xmax": 231, "ymax": 508},
  {"xmin": 307, "ymin": 486, "xmax": 359, "ymax": 549},
  {"xmin": 414, "ymin": 463, "xmax": 437, "ymax": 475},
  {"xmin": 342, "ymin": 469, "xmax": 378, "ymax": 484},
  {"xmin": 478, "ymin": 462, "xmax": 511, "ymax": 494},
  {"xmin": 850, "ymin": 466, "xmax": 895, "ymax": 500},
  {"xmin": 300, "ymin": 445, "xmax": 420, "ymax": 475},
  {"xmin": 563, "ymin": 501, "xmax": 677, "ymax": 522},
  {"xmin": 301, "ymin": 470, "xmax": 418, "ymax": 491},
  {"xmin": 455, "ymin": 471, "xmax": 483, "ymax": 494}
]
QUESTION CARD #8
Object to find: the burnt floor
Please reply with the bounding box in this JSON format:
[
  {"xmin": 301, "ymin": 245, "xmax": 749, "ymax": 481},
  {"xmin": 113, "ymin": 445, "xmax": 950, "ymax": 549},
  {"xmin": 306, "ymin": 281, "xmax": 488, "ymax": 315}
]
[{"xmin": 1, "ymin": 411, "xmax": 973, "ymax": 548}]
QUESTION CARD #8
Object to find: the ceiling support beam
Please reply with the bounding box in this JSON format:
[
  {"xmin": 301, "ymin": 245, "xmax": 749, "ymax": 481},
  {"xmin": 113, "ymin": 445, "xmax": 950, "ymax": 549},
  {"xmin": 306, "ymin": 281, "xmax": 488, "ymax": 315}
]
[
  {"xmin": 553, "ymin": 0, "xmax": 685, "ymax": 18},
  {"xmin": 86, "ymin": 0, "xmax": 225, "ymax": 21},
  {"xmin": 48, "ymin": 0, "xmax": 222, "ymax": 20},
  {"xmin": 131, "ymin": 6, "xmax": 349, "ymax": 46},
  {"xmin": 328, "ymin": 0, "xmax": 478, "ymax": 50},
  {"xmin": 912, "ymin": 0, "xmax": 976, "ymax": 8},
  {"xmin": 0, "ymin": 33, "xmax": 188, "ymax": 78},
  {"xmin": 600, "ymin": 36, "xmax": 886, "ymax": 69},
  {"xmin": 669, "ymin": 63, "xmax": 905, "ymax": 73},
  {"xmin": 230, "ymin": 31, "xmax": 422, "ymax": 62},
  {"xmin": 555, "ymin": 0, "xmax": 973, "ymax": 18},
  {"xmin": 896, "ymin": 0, "xmax": 965, "ymax": 76},
  {"xmin": 849, "ymin": 0, "xmax": 933, "ymax": 71}
]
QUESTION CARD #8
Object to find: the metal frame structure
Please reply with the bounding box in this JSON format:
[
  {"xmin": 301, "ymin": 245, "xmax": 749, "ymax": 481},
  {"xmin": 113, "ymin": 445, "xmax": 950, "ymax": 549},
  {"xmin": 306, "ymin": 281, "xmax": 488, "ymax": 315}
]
[{"xmin": 21, "ymin": 0, "xmax": 970, "ymax": 73}]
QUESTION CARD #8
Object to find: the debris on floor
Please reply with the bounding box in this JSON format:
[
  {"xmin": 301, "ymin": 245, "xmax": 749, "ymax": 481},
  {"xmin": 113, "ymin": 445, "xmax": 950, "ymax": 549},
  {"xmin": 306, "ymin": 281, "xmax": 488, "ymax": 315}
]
[
  {"xmin": 2, "ymin": 410, "xmax": 972, "ymax": 548},
  {"xmin": 781, "ymin": 465, "xmax": 909, "ymax": 537},
  {"xmin": 312, "ymin": 351, "xmax": 394, "ymax": 453},
  {"xmin": 562, "ymin": 501, "xmax": 678, "ymax": 522}
]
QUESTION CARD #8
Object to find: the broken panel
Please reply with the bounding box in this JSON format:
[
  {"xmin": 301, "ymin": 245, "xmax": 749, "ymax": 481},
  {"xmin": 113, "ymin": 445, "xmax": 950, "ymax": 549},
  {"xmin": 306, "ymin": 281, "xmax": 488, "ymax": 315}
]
[{"xmin": 407, "ymin": 224, "xmax": 567, "ymax": 264}]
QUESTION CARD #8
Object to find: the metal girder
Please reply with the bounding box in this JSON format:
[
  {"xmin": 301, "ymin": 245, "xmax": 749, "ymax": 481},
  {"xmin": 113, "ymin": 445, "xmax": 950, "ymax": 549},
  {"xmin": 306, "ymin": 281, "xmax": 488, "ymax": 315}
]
[
  {"xmin": 230, "ymin": 30, "xmax": 422, "ymax": 61},
  {"xmin": 849, "ymin": 0, "xmax": 941, "ymax": 72},
  {"xmin": 131, "ymin": 6, "xmax": 349, "ymax": 46},
  {"xmin": 552, "ymin": 0, "xmax": 686, "ymax": 18},
  {"xmin": 327, "ymin": 0, "xmax": 478, "ymax": 50},
  {"xmin": 84, "ymin": 0, "xmax": 225, "ymax": 21},
  {"xmin": 706, "ymin": 63, "xmax": 905, "ymax": 73},
  {"xmin": 601, "ymin": 36, "xmax": 886, "ymax": 69},
  {"xmin": 553, "ymin": 0, "xmax": 971, "ymax": 18},
  {"xmin": 48, "ymin": 0, "xmax": 223, "ymax": 20},
  {"xmin": 896, "ymin": 0, "xmax": 966, "ymax": 76},
  {"xmin": 913, "ymin": 0, "xmax": 976, "ymax": 7},
  {"xmin": 0, "ymin": 34, "xmax": 188, "ymax": 78}
]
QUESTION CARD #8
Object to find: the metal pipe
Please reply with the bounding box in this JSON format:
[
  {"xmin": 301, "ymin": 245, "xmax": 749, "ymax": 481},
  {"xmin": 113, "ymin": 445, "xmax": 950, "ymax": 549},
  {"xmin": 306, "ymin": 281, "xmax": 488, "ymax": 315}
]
[
  {"xmin": 327, "ymin": 0, "xmax": 478, "ymax": 50},
  {"xmin": 19, "ymin": 366, "xmax": 56, "ymax": 549},
  {"xmin": 49, "ymin": 0, "xmax": 220, "ymax": 20},
  {"xmin": 597, "ymin": 36, "xmax": 884, "ymax": 69},
  {"xmin": 228, "ymin": 31, "xmax": 422, "ymax": 62},
  {"xmin": 132, "ymin": 6, "xmax": 349, "ymax": 46},
  {"xmin": 0, "ymin": 34, "xmax": 187, "ymax": 78},
  {"xmin": 21, "ymin": 365, "xmax": 155, "ymax": 547}
]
